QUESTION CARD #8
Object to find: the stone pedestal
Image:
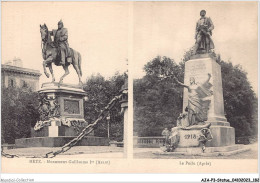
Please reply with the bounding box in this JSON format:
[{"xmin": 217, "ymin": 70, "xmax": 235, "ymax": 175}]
[
  {"xmin": 206, "ymin": 126, "xmax": 235, "ymax": 147},
  {"xmin": 182, "ymin": 55, "xmax": 235, "ymax": 147},
  {"xmin": 32, "ymin": 82, "xmax": 90, "ymax": 137},
  {"xmin": 16, "ymin": 82, "xmax": 108, "ymax": 147},
  {"xmin": 178, "ymin": 130, "xmax": 201, "ymax": 147},
  {"xmin": 183, "ymin": 55, "xmax": 226, "ymax": 122}
]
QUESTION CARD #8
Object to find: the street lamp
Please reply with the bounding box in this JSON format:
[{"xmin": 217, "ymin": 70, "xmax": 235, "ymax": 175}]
[
  {"xmin": 106, "ymin": 115, "xmax": 110, "ymax": 141},
  {"xmin": 83, "ymin": 96, "xmax": 88, "ymax": 119}
]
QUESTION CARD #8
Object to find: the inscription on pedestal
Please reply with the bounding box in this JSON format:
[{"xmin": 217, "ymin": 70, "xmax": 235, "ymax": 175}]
[
  {"xmin": 187, "ymin": 61, "xmax": 207, "ymax": 76},
  {"xmin": 178, "ymin": 130, "xmax": 201, "ymax": 147},
  {"xmin": 64, "ymin": 99, "xmax": 80, "ymax": 114}
]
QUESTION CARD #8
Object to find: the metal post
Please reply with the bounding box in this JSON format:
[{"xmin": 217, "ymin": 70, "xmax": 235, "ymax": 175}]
[
  {"xmin": 107, "ymin": 116, "xmax": 110, "ymax": 141},
  {"xmin": 120, "ymin": 78, "xmax": 128, "ymax": 158}
]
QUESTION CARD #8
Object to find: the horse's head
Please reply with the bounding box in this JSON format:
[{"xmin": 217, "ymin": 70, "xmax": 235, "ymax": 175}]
[{"xmin": 40, "ymin": 24, "xmax": 48, "ymax": 42}]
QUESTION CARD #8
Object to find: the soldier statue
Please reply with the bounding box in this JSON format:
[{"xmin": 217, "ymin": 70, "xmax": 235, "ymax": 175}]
[
  {"xmin": 49, "ymin": 20, "xmax": 72, "ymax": 66},
  {"xmin": 194, "ymin": 10, "xmax": 215, "ymax": 54}
]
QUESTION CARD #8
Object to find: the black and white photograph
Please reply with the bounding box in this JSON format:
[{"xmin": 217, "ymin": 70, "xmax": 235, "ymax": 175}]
[
  {"xmin": 133, "ymin": 1, "xmax": 258, "ymax": 165},
  {"xmin": 1, "ymin": 1, "xmax": 129, "ymax": 172},
  {"xmin": 1, "ymin": 0, "xmax": 259, "ymax": 180}
]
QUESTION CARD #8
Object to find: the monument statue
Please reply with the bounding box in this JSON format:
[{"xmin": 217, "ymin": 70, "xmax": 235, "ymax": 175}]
[
  {"xmin": 157, "ymin": 10, "xmax": 239, "ymax": 155},
  {"xmin": 173, "ymin": 73, "xmax": 213, "ymax": 126},
  {"xmin": 34, "ymin": 21, "xmax": 90, "ymax": 142},
  {"xmin": 15, "ymin": 21, "xmax": 110, "ymax": 148},
  {"xmin": 194, "ymin": 10, "xmax": 215, "ymax": 54},
  {"xmin": 49, "ymin": 20, "xmax": 72, "ymax": 66},
  {"xmin": 40, "ymin": 22, "xmax": 82, "ymax": 85},
  {"xmin": 162, "ymin": 73, "xmax": 214, "ymax": 152}
]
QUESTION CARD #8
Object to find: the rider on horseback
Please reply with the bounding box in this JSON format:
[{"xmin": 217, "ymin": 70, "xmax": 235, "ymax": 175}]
[
  {"xmin": 49, "ymin": 20, "xmax": 72, "ymax": 66},
  {"xmin": 40, "ymin": 22, "xmax": 82, "ymax": 85}
]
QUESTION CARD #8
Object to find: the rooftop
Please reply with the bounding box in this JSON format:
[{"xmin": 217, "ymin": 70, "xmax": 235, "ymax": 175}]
[{"xmin": 2, "ymin": 64, "xmax": 41, "ymax": 77}]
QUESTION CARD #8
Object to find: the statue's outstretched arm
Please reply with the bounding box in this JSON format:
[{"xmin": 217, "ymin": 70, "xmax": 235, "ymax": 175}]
[{"xmin": 174, "ymin": 76, "xmax": 189, "ymax": 88}]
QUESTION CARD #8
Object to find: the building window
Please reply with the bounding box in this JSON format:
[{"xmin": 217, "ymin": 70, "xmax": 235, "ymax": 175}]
[
  {"xmin": 21, "ymin": 80, "xmax": 28, "ymax": 88},
  {"xmin": 8, "ymin": 78, "xmax": 15, "ymax": 88}
]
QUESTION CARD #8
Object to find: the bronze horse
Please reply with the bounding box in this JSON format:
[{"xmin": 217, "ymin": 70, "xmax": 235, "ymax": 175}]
[{"xmin": 40, "ymin": 24, "xmax": 83, "ymax": 85}]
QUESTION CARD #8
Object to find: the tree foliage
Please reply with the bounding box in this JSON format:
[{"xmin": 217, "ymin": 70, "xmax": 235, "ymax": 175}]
[
  {"xmin": 220, "ymin": 61, "xmax": 258, "ymax": 137},
  {"xmin": 134, "ymin": 56, "xmax": 184, "ymax": 136},
  {"xmin": 83, "ymin": 72, "xmax": 126, "ymax": 141},
  {"xmin": 1, "ymin": 87, "xmax": 39, "ymax": 144},
  {"xmin": 134, "ymin": 55, "xmax": 257, "ymax": 138}
]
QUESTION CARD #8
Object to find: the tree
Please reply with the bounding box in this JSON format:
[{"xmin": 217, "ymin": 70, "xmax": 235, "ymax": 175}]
[
  {"xmin": 134, "ymin": 56, "xmax": 184, "ymax": 136},
  {"xmin": 220, "ymin": 60, "xmax": 257, "ymax": 137},
  {"xmin": 83, "ymin": 72, "xmax": 126, "ymax": 141},
  {"xmin": 134, "ymin": 55, "xmax": 257, "ymax": 138},
  {"xmin": 1, "ymin": 87, "xmax": 39, "ymax": 144}
]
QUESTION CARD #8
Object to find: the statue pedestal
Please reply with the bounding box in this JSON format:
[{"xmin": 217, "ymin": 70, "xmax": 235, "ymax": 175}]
[
  {"xmin": 178, "ymin": 130, "xmax": 201, "ymax": 147},
  {"xmin": 32, "ymin": 82, "xmax": 89, "ymax": 137},
  {"xmin": 182, "ymin": 55, "xmax": 235, "ymax": 148},
  {"xmin": 176, "ymin": 126, "xmax": 235, "ymax": 148},
  {"xmin": 206, "ymin": 126, "xmax": 235, "ymax": 147},
  {"xmin": 15, "ymin": 82, "xmax": 109, "ymax": 147}
]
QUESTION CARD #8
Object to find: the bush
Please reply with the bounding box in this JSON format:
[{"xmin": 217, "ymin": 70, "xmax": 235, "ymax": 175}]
[
  {"xmin": 83, "ymin": 72, "xmax": 127, "ymax": 141},
  {"xmin": 1, "ymin": 87, "xmax": 39, "ymax": 144}
]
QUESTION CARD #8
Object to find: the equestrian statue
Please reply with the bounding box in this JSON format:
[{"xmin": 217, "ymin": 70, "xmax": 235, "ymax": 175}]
[{"xmin": 40, "ymin": 20, "xmax": 83, "ymax": 85}]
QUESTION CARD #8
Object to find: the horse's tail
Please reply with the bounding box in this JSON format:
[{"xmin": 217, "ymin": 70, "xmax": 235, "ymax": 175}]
[{"xmin": 78, "ymin": 52, "xmax": 82, "ymax": 76}]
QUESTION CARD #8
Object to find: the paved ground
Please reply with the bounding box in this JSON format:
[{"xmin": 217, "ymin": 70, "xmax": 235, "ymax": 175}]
[
  {"xmin": 60, "ymin": 152, "xmax": 124, "ymax": 158},
  {"xmin": 2, "ymin": 143, "xmax": 258, "ymax": 159},
  {"xmin": 2, "ymin": 146, "xmax": 124, "ymax": 158},
  {"xmin": 134, "ymin": 142, "xmax": 258, "ymax": 159}
]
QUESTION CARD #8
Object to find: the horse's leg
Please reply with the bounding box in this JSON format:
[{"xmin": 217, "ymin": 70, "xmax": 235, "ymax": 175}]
[
  {"xmin": 48, "ymin": 64, "xmax": 55, "ymax": 82},
  {"xmin": 42, "ymin": 56, "xmax": 53, "ymax": 78},
  {"xmin": 43, "ymin": 61, "xmax": 49, "ymax": 78},
  {"xmin": 72, "ymin": 52, "xmax": 83, "ymax": 85},
  {"xmin": 73, "ymin": 64, "xmax": 82, "ymax": 85},
  {"xmin": 59, "ymin": 65, "xmax": 69, "ymax": 85}
]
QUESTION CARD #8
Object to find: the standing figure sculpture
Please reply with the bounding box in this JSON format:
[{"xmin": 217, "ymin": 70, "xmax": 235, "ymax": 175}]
[
  {"xmin": 194, "ymin": 10, "xmax": 215, "ymax": 54},
  {"xmin": 49, "ymin": 20, "xmax": 72, "ymax": 66},
  {"xmin": 174, "ymin": 73, "xmax": 212, "ymax": 126},
  {"xmin": 40, "ymin": 22, "xmax": 83, "ymax": 85}
]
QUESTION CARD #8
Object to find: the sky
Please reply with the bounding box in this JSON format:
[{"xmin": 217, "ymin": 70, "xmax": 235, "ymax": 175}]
[
  {"xmin": 133, "ymin": 1, "xmax": 258, "ymax": 93},
  {"xmin": 2, "ymin": 1, "xmax": 258, "ymax": 92},
  {"xmin": 2, "ymin": 2, "xmax": 129, "ymax": 85}
]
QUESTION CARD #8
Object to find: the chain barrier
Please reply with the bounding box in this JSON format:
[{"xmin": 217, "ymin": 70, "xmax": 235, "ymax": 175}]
[{"xmin": 1, "ymin": 92, "xmax": 125, "ymax": 159}]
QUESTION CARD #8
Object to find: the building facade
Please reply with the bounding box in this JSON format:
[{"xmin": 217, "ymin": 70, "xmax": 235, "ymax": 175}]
[{"xmin": 1, "ymin": 58, "xmax": 41, "ymax": 91}]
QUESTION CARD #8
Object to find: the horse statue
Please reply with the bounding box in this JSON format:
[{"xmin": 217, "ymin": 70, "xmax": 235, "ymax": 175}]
[{"xmin": 40, "ymin": 24, "xmax": 83, "ymax": 85}]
